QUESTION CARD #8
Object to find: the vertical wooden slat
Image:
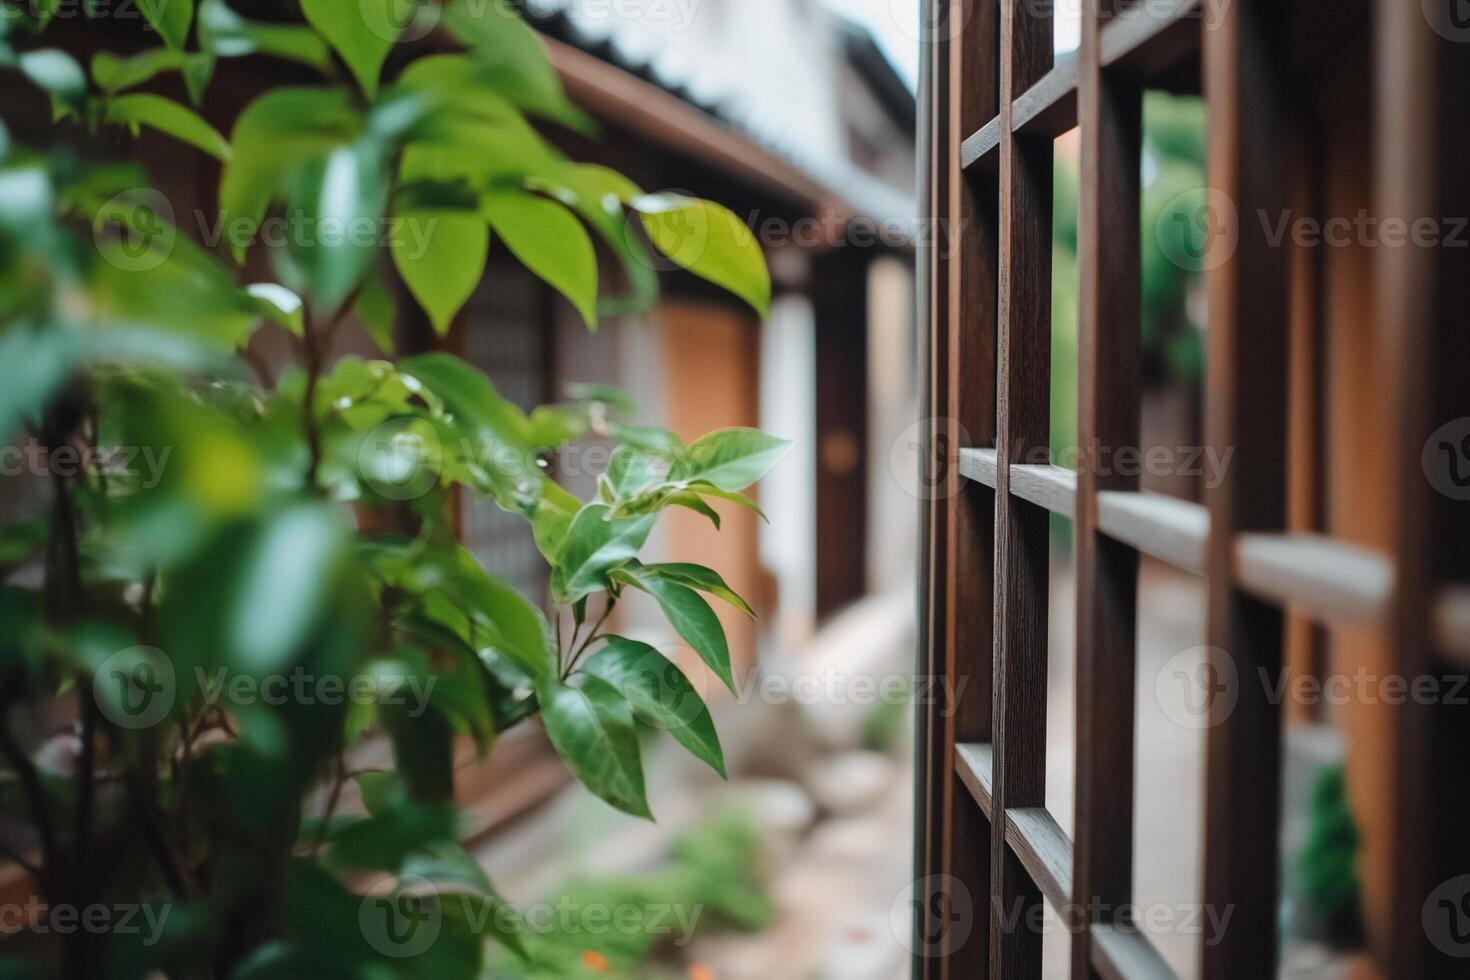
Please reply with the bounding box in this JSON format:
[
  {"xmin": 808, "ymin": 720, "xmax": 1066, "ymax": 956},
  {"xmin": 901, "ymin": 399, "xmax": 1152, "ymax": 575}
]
[
  {"xmin": 943, "ymin": 0, "xmax": 1002, "ymax": 969},
  {"xmin": 1070, "ymin": 1, "xmax": 1142, "ymax": 975},
  {"xmin": 918, "ymin": 0, "xmax": 999, "ymax": 975},
  {"xmin": 990, "ymin": 0, "xmax": 1053, "ymax": 975},
  {"xmin": 1200, "ymin": 0, "xmax": 1290, "ymax": 977},
  {"xmin": 915, "ymin": 0, "xmax": 954, "ymax": 972},
  {"xmin": 1377, "ymin": 3, "xmax": 1470, "ymax": 976},
  {"xmin": 1283, "ymin": 117, "xmax": 1325, "ymax": 726}
]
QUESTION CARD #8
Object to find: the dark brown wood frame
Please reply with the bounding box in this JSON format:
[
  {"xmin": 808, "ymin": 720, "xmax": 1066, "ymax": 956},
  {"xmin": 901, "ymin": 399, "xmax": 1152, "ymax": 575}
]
[{"xmin": 915, "ymin": 1, "xmax": 1470, "ymax": 977}]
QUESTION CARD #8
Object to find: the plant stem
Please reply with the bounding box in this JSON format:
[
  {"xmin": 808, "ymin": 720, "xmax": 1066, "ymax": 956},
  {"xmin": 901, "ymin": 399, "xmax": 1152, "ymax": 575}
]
[
  {"xmin": 301, "ymin": 300, "xmax": 324, "ymax": 489},
  {"xmin": 0, "ymin": 704, "xmax": 59, "ymax": 895},
  {"xmin": 311, "ymin": 752, "xmax": 348, "ymax": 856},
  {"xmin": 562, "ymin": 598, "xmax": 615, "ymax": 679}
]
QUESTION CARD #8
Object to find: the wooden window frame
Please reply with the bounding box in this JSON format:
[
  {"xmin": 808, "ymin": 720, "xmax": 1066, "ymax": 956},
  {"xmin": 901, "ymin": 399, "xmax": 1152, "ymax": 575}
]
[{"xmin": 915, "ymin": 1, "xmax": 1470, "ymax": 977}]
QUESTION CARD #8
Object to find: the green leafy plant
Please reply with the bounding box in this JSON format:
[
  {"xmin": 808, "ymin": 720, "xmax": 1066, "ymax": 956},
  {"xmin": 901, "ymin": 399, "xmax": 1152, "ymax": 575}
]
[
  {"xmin": 491, "ymin": 808, "xmax": 775, "ymax": 979},
  {"xmin": 1294, "ymin": 764, "xmax": 1364, "ymax": 948},
  {"xmin": 0, "ymin": 1, "xmax": 782, "ymax": 976}
]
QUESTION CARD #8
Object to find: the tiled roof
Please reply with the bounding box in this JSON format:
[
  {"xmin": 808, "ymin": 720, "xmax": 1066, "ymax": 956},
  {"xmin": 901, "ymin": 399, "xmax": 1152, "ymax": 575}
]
[{"xmin": 523, "ymin": 0, "xmax": 917, "ymax": 231}]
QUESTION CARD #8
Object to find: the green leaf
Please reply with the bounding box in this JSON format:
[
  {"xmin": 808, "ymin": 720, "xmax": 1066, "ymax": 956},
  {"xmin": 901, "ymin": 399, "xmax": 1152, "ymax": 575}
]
[
  {"xmin": 441, "ymin": 0, "xmax": 592, "ymax": 131},
  {"xmin": 379, "ymin": 700, "xmax": 456, "ymax": 802},
  {"xmin": 91, "ymin": 48, "xmax": 189, "ymax": 93},
  {"xmin": 138, "ymin": 0, "xmax": 193, "ymax": 49},
  {"xmin": 396, "ymin": 352, "xmax": 544, "ymax": 500},
  {"xmin": 605, "ymin": 446, "xmax": 667, "ymax": 499},
  {"xmin": 442, "ymin": 546, "xmax": 554, "ymax": 681},
  {"xmin": 584, "ymin": 636, "xmax": 725, "ymax": 778},
  {"xmin": 665, "ymin": 490, "xmax": 721, "ymax": 529},
  {"xmin": 298, "ymin": 0, "xmax": 405, "ymax": 96},
  {"xmin": 526, "ymin": 404, "xmax": 588, "ymax": 448},
  {"xmin": 644, "ymin": 563, "xmax": 754, "ymax": 618},
  {"xmin": 198, "ymin": 0, "xmax": 333, "ymax": 70},
  {"xmin": 30, "ymin": 0, "xmax": 59, "ymax": 29},
  {"xmin": 392, "ymin": 54, "xmax": 562, "ymax": 183},
  {"xmin": 537, "ymin": 674, "xmax": 650, "ymax": 818},
  {"xmin": 89, "ymin": 218, "xmax": 262, "ymax": 350},
  {"xmin": 552, "ymin": 503, "xmax": 655, "ymax": 604},
  {"xmin": 531, "ymin": 481, "xmax": 579, "ymax": 561},
  {"xmin": 246, "ymin": 282, "xmax": 304, "ymax": 336},
  {"xmin": 0, "ymin": 326, "xmax": 74, "ymax": 444},
  {"xmin": 355, "ymin": 770, "xmax": 397, "ymax": 816},
  {"xmin": 533, "ymin": 163, "xmax": 658, "ymax": 313},
  {"xmin": 18, "ymin": 50, "xmax": 87, "ymax": 116},
  {"xmin": 161, "ymin": 503, "xmax": 352, "ymax": 680},
  {"xmin": 680, "ymin": 427, "xmax": 790, "ymax": 492},
  {"xmin": 481, "ymin": 188, "xmax": 597, "ymax": 328},
  {"xmin": 218, "ymin": 87, "xmax": 360, "ymax": 262},
  {"xmin": 391, "ymin": 208, "xmax": 486, "ymax": 335},
  {"xmin": 353, "ymin": 261, "xmax": 398, "ymax": 354},
  {"xmin": 182, "ymin": 52, "xmax": 215, "ymax": 105},
  {"xmin": 284, "ymin": 140, "xmax": 387, "ymax": 309},
  {"xmin": 228, "ymin": 504, "xmax": 349, "ymax": 673},
  {"xmin": 613, "ymin": 563, "xmax": 734, "ymax": 693},
  {"xmin": 104, "ymin": 94, "xmax": 231, "ymax": 160},
  {"xmin": 326, "ymin": 793, "xmax": 457, "ymax": 868},
  {"xmin": 637, "ymin": 194, "xmax": 771, "ymax": 317},
  {"xmin": 685, "ymin": 481, "xmax": 769, "ymax": 520},
  {"xmin": 300, "ymin": 0, "xmax": 398, "ymax": 97},
  {"xmin": 566, "ymin": 381, "xmax": 638, "ymax": 415}
]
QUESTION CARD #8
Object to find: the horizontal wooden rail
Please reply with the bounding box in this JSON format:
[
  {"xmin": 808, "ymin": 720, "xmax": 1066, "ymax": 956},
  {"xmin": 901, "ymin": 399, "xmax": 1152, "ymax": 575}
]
[
  {"xmin": 959, "ymin": 448, "xmax": 1077, "ymax": 516},
  {"xmin": 1012, "ymin": 464, "xmax": 1078, "ymax": 516},
  {"xmin": 1091, "ymin": 923, "xmax": 1179, "ymax": 980},
  {"xmin": 1012, "ymin": 57, "xmax": 1079, "ymax": 137},
  {"xmin": 957, "ymin": 742, "xmax": 1073, "ymax": 916},
  {"xmin": 960, "ymin": 55, "xmax": 1081, "ymax": 172},
  {"xmin": 955, "ymin": 742, "xmax": 995, "ymax": 818},
  {"xmin": 1234, "ymin": 533, "xmax": 1392, "ymax": 626},
  {"xmin": 961, "ymin": 116, "xmax": 1003, "ymax": 172},
  {"xmin": 1004, "ymin": 807, "xmax": 1074, "ymax": 912},
  {"xmin": 958, "ymin": 446, "xmax": 999, "ymax": 487},
  {"xmin": 954, "ymin": 449, "xmax": 1470, "ymax": 667},
  {"xmin": 1099, "ymin": 0, "xmax": 1202, "ymax": 75},
  {"xmin": 1097, "ymin": 490, "xmax": 1208, "ymax": 574}
]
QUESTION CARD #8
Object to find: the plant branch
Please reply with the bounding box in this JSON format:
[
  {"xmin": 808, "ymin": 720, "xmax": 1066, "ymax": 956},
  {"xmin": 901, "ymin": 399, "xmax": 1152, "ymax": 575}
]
[
  {"xmin": 301, "ymin": 300, "xmax": 325, "ymax": 489},
  {"xmin": 125, "ymin": 767, "xmax": 187, "ymax": 898},
  {"xmin": 0, "ymin": 707, "xmax": 59, "ymax": 894},
  {"xmin": 562, "ymin": 597, "xmax": 615, "ymax": 679},
  {"xmin": 311, "ymin": 752, "xmax": 348, "ymax": 857},
  {"xmin": 301, "ymin": 283, "xmax": 367, "ymax": 489}
]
